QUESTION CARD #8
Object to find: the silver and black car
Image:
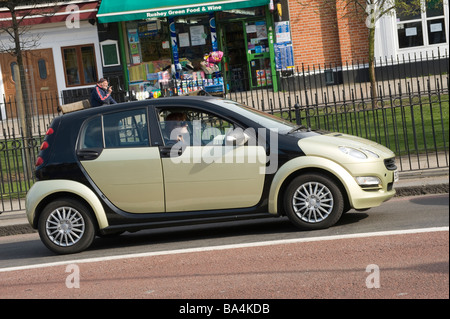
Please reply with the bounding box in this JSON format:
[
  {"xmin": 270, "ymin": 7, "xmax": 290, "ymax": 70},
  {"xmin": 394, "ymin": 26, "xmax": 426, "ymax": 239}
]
[{"xmin": 26, "ymin": 96, "xmax": 398, "ymax": 254}]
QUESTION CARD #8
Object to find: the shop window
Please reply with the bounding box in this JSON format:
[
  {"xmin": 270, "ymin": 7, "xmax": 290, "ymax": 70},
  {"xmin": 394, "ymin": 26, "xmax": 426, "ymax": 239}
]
[
  {"xmin": 62, "ymin": 44, "xmax": 98, "ymax": 87},
  {"xmin": 125, "ymin": 15, "xmax": 227, "ymax": 98},
  {"xmin": 138, "ymin": 20, "xmax": 171, "ymax": 62},
  {"xmin": 175, "ymin": 15, "xmax": 212, "ymax": 70},
  {"xmin": 396, "ymin": 0, "xmax": 447, "ymax": 49},
  {"xmin": 126, "ymin": 19, "xmax": 172, "ymax": 89}
]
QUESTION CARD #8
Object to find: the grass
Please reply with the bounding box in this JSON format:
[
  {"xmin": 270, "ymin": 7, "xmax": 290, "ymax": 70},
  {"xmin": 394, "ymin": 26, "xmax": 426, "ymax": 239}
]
[{"xmin": 0, "ymin": 137, "xmax": 41, "ymax": 199}]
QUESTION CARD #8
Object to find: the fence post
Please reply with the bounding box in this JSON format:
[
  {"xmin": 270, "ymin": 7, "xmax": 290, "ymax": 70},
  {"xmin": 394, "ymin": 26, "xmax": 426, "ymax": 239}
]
[{"xmin": 294, "ymin": 103, "xmax": 301, "ymax": 125}]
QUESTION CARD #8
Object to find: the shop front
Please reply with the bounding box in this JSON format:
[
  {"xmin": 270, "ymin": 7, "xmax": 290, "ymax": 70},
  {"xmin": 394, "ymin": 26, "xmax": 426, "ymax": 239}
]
[{"xmin": 97, "ymin": 0, "xmax": 278, "ymax": 99}]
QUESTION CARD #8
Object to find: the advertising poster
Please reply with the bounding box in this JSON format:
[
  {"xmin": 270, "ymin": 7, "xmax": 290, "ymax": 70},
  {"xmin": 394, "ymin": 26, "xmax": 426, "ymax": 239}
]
[
  {"xmin": 274, "ymin": 42, "xmax": 294, "ymax": 71},
  {"xmin": 275, "ymin": 21, "xmax": 291, "ymax": 43}
]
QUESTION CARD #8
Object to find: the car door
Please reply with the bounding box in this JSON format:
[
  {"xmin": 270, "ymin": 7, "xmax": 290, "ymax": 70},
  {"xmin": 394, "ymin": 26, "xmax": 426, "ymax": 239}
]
[
  {"xmin": 78, "ymin": 108, "xmax": 165, "ymax": 213},
  {"xmin": 157, "ymin": 107, "xmax": 266, "ymax": 212}
]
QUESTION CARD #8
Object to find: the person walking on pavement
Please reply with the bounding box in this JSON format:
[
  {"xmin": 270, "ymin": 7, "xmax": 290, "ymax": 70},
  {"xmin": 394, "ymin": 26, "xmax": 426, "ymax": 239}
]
[{"xmin": 90, "ymin": 78, "xmax": 117, "ymax": 107}]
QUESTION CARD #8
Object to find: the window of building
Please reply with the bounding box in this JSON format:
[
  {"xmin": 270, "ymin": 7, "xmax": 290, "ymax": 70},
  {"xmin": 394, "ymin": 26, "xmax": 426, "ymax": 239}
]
[
  {"xmin": 126, "ymin": 19, "xmax": 172, "ymax": 93},
  {"xmin": 62, "ymin": 44, "xmax": 98, "ymax": 86},
  {"xmin": 100, "ymin": 40, "xmax": 120, "ymax": 67},
  {"xmin": 10, "ymin": 62, "xmax": 18, "ymax": 82},
  {"xmin": 38, "ymin": 59, "xmax": 47, "ymax": 80},
  {"xmin": 175, "ymin": 15, "xmax": 212, "ymax": 70},
  {"xmin": 396, "ymin": 0, "xmax": 447, "ymax": 49}
]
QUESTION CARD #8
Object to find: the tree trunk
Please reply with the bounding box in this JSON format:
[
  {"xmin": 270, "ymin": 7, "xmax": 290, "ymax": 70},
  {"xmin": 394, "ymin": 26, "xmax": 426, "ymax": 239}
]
[{"xmin": 10, "ymin": 8, "xmax": 34, "ymax": 179}]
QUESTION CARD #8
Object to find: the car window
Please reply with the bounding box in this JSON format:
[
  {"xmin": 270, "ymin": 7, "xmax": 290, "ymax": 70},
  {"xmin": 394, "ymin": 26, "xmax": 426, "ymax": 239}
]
[
  {"xmin": 209, "ymin": 99, "xmax": 296, "ymax": 133},
  {"xmin": 79, "ymin": 109, "xmax": 150, "ymax": 150},
  {"xmin": 79, "ymin": 116, "xmax": 103, "ymax": 149},
  {"xmin": 158, "ymin": 108, "xmax": 234, "ymax": 146},
  {"xmin": 103, "ymin": 109, "xmax": 149, "ymax": 148}
]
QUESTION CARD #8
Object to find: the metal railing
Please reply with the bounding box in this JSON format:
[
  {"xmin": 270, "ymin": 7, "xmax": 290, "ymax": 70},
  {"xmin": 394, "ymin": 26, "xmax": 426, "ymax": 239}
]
[{"xmin": 1, "ymin": 52, "xmax": 448, "ymax": 212}]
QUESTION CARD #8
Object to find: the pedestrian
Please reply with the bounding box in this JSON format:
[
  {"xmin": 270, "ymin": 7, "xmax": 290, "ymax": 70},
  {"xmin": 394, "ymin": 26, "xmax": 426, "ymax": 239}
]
[{"xmin": 90, "ymin": 78, "xmax": 117, "ymax": 107}]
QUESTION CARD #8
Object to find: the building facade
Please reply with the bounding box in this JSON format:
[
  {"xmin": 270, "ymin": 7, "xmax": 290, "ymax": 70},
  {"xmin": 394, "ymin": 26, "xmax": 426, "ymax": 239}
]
[
  {"xmin": 287, "ymin": 0, "xmax": 449, "ymax": 67},
  {"xmin": 0, "ymin": 0, "xmax": 100, "ymax": 118},
  {"xmin": 1, "ymin": 0, "xmax": 447, "ymax": 118},
  {"xmin": 96, "ymin": 0, "xmax": 285, "ymax": 98}
]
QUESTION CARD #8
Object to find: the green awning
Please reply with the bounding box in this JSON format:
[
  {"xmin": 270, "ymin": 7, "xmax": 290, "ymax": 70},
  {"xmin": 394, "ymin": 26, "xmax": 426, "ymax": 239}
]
[{"xmin": 97, "ymin": 0, "xmax": 270, "ymax": 23}]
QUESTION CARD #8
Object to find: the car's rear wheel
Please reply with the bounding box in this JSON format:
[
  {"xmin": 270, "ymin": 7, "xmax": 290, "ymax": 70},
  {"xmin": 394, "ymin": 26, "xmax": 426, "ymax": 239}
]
[
  {"xmin": 38, "ymin": 198, "xmax": 96, "ymax": 254},
  {"xmin": 284, "ymin": 173, "xmax": 344, "ymax": 230}
]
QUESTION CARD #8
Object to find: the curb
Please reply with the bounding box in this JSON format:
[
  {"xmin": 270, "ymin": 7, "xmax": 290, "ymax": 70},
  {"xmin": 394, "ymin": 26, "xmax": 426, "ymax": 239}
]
[
  {"xmin": 394, "ymin": 183, "xmax": 449, "ymax": 197},
  {"xmin": 0, "ymin": 224, "xmax": 36, "ymax": 237}
]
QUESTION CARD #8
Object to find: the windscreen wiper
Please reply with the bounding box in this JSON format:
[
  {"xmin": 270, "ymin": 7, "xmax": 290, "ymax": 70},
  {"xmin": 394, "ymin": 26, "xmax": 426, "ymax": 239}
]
[{"xmin": 288, "ymin": 125, "xmax": 310, "ymax": 134}]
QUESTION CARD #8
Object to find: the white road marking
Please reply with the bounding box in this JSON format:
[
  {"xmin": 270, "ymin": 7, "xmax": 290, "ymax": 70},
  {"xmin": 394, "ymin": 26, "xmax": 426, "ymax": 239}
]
[{"xmin": 0, "ymin": 226, "xmax": 448, "ymax": 273}]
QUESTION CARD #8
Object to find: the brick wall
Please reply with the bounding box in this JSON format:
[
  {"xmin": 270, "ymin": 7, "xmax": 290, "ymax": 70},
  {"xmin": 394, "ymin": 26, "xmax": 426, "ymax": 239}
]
[
  {"xmin": 288, "ymin": 0, "xmax": 369, "ymax": 68},
  {"xmin": 335, "ymin": 0, "xmax": 369, "ymax": 64}
]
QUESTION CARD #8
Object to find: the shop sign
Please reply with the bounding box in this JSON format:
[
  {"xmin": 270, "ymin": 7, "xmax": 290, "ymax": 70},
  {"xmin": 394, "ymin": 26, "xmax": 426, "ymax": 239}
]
[
  {"xmin": 97, "ymin": 0, "xmax": 271, "ymax": 23},
  {"xmin": 146, "ymin": 5, "xmax": 222, "ymax": 18}
]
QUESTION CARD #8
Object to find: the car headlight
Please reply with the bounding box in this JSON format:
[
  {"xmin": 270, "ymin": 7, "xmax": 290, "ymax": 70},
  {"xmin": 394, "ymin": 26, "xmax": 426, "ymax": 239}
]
[
  {"xmin": 362, "ymin": 148, "xmax": 379, "ymax": 158},
  {"xmin": 339, "ymin": 146, "xmax": 367, "ymax": 159}
]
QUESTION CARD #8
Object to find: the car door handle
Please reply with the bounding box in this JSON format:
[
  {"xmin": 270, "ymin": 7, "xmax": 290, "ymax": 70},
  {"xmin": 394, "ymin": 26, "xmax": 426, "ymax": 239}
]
[
  {"xmin": 77, "ymin": 149, "xmax": 102, "ymax": 160},
  {"xmin": 159, "ymin": 145, "xmax": 183, "ymax": 157}
]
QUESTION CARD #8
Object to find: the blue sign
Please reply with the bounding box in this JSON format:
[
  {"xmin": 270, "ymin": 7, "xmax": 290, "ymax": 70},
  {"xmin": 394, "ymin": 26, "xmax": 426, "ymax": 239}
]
[
  {"xmin": 274, "ymin": 42, "xmax": 294, "ymax": 71},
  {"xmin": 209, "ymin": 13, "xmax": 218, "ymax": 51},
  {"xmin": 169, "ymin": 18, "xmax": 179, "ymax": 65}
]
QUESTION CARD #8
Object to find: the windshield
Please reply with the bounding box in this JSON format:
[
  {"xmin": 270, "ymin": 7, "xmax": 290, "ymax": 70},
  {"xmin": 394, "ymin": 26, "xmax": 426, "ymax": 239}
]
[{"xmin": 210, "ymin": 99, "xmax": 297, "ymax": 133}]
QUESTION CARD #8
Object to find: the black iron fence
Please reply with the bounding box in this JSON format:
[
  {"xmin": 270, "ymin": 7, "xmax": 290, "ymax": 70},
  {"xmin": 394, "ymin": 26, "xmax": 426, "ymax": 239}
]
[{"xmin": 1, "ymin": 52, "xmax": 449, "ymax": 212}]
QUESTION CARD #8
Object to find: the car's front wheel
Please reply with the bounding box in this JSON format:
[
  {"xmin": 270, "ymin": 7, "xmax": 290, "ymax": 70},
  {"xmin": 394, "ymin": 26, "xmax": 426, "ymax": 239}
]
[
  {"xmin": 284, "ymin": 173, "xmax": 344, "ymax": 230},
  {"xmin": 38, "ymin": 198, "xmax": 96, "ymax": 254}
]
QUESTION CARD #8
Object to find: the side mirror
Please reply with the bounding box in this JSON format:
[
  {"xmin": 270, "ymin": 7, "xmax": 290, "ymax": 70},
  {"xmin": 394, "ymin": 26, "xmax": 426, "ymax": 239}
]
[{"xmin": 226, "ymin": 129, "xmax": 249, "ymax": 146}]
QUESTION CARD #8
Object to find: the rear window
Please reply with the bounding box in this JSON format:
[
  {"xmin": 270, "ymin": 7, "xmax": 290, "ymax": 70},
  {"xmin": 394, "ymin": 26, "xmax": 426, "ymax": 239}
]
[
  {"xmin": 79, "ymin": 109, "xmax": 149, "ymax": 149},
  {"xmin": 79, "ymin": 116, "xmax": 102, "ymax": 149}
]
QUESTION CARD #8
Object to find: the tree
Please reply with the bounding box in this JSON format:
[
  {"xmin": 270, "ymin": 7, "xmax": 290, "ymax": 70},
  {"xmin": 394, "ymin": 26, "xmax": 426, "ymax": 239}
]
[
  {"xmin": 295, "ymin": 0, "xmax": 442, "ymax": 107},
  {"xmin": 0, "ymin": 0, "xmax": 67, "ymax": 178}
]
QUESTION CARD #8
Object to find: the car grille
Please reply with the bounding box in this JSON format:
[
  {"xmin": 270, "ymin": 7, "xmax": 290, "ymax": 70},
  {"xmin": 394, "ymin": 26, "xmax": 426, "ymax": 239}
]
[{"xmin": 384, "ymin": 158, "xmax": 397, "ymax": 171}]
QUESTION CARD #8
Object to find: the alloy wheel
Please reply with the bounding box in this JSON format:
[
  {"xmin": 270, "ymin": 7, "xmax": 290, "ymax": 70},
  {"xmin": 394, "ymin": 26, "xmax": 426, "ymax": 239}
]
[
  {"xmin": 45, "ymin": 206, "xmax": 85, "ymax": 247},
  {"xmin": 291, "ymin": 181, "xmax": 334, "ymax": 223}
]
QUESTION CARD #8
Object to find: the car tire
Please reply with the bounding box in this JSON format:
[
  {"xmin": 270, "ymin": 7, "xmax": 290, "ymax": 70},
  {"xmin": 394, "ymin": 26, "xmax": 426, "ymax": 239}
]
[
  {"xmin": 38, "ymin": 198, "xmax": 96, "ymax": 254},
  {"xmin": 284, "ymin": 173, "xmax": 344, "ymax": 230}
]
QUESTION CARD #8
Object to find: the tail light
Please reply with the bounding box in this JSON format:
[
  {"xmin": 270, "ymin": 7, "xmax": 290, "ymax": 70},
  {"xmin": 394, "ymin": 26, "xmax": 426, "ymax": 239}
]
[
  {"xmin": 35, "ymin": 157, "xmax": 44, "ymax": 166},
  {"xmin": 36, "ymin": 127, "xmax": 55, "ymax": 167},
  {"xmin": 40, "ymin": 141, "xmax": 49, "ymax": 150}
]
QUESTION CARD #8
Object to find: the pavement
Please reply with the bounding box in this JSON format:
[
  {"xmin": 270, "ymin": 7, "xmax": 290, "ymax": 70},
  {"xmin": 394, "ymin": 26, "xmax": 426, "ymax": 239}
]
[{"xmin": 0, "ymin": 168, "xmax": 448, "ymax": 237}]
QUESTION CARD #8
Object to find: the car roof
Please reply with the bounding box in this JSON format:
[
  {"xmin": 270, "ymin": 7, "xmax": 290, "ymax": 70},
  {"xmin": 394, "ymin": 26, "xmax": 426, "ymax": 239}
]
[{"xmin": 60, "ymin": 96, "xmax": 225, "ymax": 120}]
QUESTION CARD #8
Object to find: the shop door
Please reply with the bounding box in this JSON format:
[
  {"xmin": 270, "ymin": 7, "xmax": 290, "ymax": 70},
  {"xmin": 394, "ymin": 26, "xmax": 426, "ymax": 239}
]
[
  {"xmin": 245, "ymin": 20, "xmax": 273, "ymax": 89},
  {"xmin": 0, "ymin": 48, "xmax": 58, "ymax": 117},
  {"xmin": 221, "ymin": 21, "xmax": 249, "ymax": 92}
]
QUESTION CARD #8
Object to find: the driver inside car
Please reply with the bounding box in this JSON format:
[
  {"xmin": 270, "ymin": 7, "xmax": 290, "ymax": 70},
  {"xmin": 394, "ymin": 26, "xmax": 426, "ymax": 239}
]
[{"xmin": 164, "ymin": 112, "xmax": 190, "ymax": 144}]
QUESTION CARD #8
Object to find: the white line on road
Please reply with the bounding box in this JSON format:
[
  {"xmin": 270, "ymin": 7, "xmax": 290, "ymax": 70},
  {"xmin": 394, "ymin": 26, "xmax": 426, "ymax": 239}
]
[{"xmin": 1, "ymin": 226, "xmax": 448, "ymax": 273}]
